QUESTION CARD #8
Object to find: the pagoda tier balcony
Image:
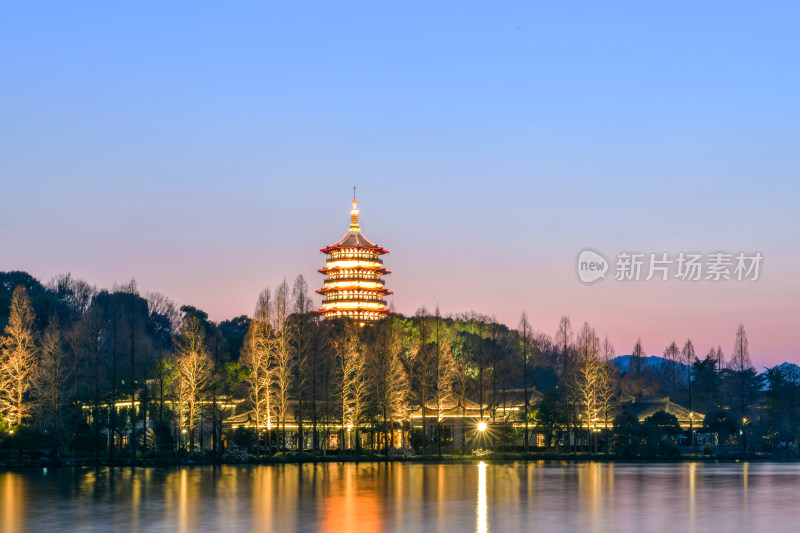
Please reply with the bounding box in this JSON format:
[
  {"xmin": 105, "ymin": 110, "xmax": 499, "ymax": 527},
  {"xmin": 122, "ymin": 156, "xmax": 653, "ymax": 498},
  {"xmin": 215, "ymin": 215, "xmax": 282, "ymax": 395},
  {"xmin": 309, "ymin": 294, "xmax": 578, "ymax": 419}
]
[
  {"xmin": 323, "ymin": 257, "xmax": 383, "ymax": 268},
  {"xmin": 318, "ymin": 309, "xmax": 391, "ymax": 320},
  {"xmin": 322, "ymin": 294, "xmax": 388, "ymax": 303},
  {"xmin": 319, "ymin": 277, "xmax": 386, "ymax": 287},
  {"xmin": 317, "ymin": 286, "xmax": 391, "ymax": 295},
  {"xmin": 320, "ymin": 298, "xmax": 388, "ymax": 308},
  {"xmin": 319, "ymin": 267, "xmax": 390, "ymax": 276},
  {"xmin": 321, "ymin": 278, "xmax": 385, "ymax": 287},
  {"xmin": 320, "ymin": 286, "xmax": 391, "ymax": 296}
]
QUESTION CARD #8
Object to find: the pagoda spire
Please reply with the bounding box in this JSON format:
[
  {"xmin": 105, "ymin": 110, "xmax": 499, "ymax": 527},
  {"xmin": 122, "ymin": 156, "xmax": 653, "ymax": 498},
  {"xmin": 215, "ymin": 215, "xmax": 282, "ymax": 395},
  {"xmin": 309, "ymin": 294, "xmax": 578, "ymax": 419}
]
[{"xmin": 349, "ymin": 185, "xmax": 360, "ymax": 233}]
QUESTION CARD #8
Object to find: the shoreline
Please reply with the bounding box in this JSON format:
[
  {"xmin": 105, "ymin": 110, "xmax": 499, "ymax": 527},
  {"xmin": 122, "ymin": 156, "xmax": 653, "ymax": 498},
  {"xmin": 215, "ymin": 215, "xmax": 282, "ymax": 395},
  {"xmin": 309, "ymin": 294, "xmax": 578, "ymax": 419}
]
[{"xmin": 2, "ymin": 452, "xmax": 798, "ymax": 470}]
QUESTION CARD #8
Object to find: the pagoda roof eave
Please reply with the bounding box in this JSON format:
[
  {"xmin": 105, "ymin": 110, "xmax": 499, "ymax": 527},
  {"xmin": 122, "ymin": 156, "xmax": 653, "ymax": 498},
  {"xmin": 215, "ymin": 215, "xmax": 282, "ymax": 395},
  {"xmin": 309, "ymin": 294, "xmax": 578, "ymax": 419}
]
[
  {"xmin": 320, "ymin": 232, "xmax": 388, "ymax": 254},
  {"xmin": 317, "ymin": 287, "xmax": 390, "ymax": 295},
  {"xmin": 320, "ymin": 245, "xmax": 389, "ymax": 254}
]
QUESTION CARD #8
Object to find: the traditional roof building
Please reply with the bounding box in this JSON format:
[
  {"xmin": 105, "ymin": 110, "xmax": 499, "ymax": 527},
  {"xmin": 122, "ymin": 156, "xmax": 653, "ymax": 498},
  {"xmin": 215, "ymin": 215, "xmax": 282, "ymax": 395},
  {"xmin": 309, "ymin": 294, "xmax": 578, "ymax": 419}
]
[{"xmin": 317, "ymin": 189, "xmax": 392, "ymax": 321}]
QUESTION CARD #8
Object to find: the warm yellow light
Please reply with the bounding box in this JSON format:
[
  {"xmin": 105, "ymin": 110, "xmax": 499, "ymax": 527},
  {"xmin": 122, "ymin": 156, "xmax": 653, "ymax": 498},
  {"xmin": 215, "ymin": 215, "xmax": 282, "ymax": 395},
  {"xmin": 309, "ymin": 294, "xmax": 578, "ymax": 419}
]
[
  {"xmin": 322, "ymin": 301, "xmax": 385, "ymax": 311},
  {"xmin": 477, "ymin": 461, "xmax": 487, "ymax": 533},
  {"xmin": 477, "ymin": 421, "xmax": 487, "ymax": 432},
  {"xmin": 325, "ymin": 280, "xmax": 383, "ymax": 290},
  {"xmin": 182, "ymin": 429, "xmax": 187, "ymax": 434},
  {"xmin": 326, "ymin": 259, "xmax": 382, "ymax": 269}
]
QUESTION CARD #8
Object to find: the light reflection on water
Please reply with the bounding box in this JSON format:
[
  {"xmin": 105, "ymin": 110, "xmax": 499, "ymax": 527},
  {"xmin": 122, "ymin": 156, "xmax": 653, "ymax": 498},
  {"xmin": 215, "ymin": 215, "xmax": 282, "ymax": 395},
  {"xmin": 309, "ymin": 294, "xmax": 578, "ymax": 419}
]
[
  {"xmin": 477, "ymin": 462, "xmax": 487, "ymax": 533},
  {"xmin": 0, "ymin": 462, "xmax": 798, "ymax": 532}
]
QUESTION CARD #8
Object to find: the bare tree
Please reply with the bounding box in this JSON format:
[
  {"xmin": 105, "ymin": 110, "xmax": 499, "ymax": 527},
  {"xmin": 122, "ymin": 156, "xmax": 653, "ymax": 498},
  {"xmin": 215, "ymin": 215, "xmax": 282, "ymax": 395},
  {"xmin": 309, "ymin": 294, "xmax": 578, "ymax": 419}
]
[
  {"xmin": 69, "ymin": 304, "xmax": 103, "ymax": 458},
  {"xmin": 371, "ymin": 317, "xmax": 409, "ymax": 453},
  {"xmin": 291, "ymin": 275, "xmax": 313, "ymax": 451},
  {"xmin": 240, "ymin": 289, "xmax": 275, "ymax": 457},
  {"xmin": 36, "ymin": 317, "xmax": 69, "ymax": 454},
  {"xmin": 146, "ymin": 292, "xmax": 181, "ymax": 337},
  {"xmin": 104, "ymin": 290, "xmax": 124, "ymax": 461},
  {"xmin": 272, "ymin": 280, "xmax": 293, "ymax": 451},
  {"xmin": 433, "ymin": 306, "xmax": 456, "ymax": 455},
  {"xmin": 308, "ymin": 315, "xmax": 328, "ymax": 453},
  {"xmin": 412, "ymin": 307, "xmax": 434, "ymax": 454},
  {"xmin": 124, "ymin": 280, "xmax": 141, "ymax": 460},
  {"xmin": 630, "ymin": 338, "xmax": 646, "ymax": 401},
  {"xmin": 597, "ymin": 358, "xmax": 618, "ymax": 453},
  {"xmin": 681, "ymin": 339, "xmax": 697, "ymax": 452},
  {"xmin": 601, "ymin": 335, "xmax": 615, "ymax": 362},
  {"xmin": 554, "ymin": 316, "xmax": 573, "ymax": 451},
  {"xmin": 50, "ymin": 274, "xmax": 96, "ymax": 432},
  {"xmin": 174, "ymin": 315, "xmax": 213, "ymax": 451},
  {"xmin": 664, "ymin": 340, "xmax": 681, "ymax": 399},
  {"xmin": 518, "ymin": 312, "xmax": 532, "ymax": 451},
  {"xmin": 731, "ymin": 324, "xmax": 752, "ymax": 453},
  {"xmin": 575, "ymin": 322, "xmax": 600, "ymax": 451},
  {"xmin": 337, "ymin": 321, "xmax": 369, "ymax": 453},
  {"xmin": 48, "ymin": 272, "xmax": 96, "ymax": 315},
  {"xmin": 0, "ymin": 286, "xmax": 39, "ymax": 427}
]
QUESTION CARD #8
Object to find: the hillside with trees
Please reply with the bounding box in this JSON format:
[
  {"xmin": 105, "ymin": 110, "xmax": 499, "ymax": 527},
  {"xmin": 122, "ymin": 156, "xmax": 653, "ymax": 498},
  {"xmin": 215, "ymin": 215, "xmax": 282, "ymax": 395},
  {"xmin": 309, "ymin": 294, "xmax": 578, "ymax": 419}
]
[{"xmin": 0, "ymin": 270, "xmax": 797, "ymax": 464}]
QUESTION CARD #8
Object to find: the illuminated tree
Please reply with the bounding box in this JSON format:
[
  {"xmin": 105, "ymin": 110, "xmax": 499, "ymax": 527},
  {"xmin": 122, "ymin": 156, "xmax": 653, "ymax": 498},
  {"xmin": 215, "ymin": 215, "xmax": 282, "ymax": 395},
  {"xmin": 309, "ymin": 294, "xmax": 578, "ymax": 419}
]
[
  {"xmin": 336, "ymin": 321, "xmax": 369, "ymax": 452},
  {"xmin": 370, "ymin": 316, "xmax": 409, "ymax": 453},
  {"xmin": 575, "ymin": 322, "xmax": 601, "ymax": 451},
  {"xmin": 597, "ymin": 357, "xmax": 618, "ymax": 453},
  {"xmin": 272, "ymin": 280, "xmax": 293, "ymax": 451},
  {"xmin": 453, "ymin": 335, "xmax": 471, "ymax": 454},
  {"xmin": 412, "ymin": 307, "xmax": 434, "ymax": 454},
  {"xmin": 433, "ymin": 306, "xmax": 456, "ymax": 455},
  {"xmin": 0, "ymin": 286, "xmax": 38, "ymax": 427},
  {"xmin": 240, "ymin": 288, "xmax": 275, "ymax": 456},
  {"xmin": 175, "ymin": 315, "xmax": 213, "ymax": 451}
]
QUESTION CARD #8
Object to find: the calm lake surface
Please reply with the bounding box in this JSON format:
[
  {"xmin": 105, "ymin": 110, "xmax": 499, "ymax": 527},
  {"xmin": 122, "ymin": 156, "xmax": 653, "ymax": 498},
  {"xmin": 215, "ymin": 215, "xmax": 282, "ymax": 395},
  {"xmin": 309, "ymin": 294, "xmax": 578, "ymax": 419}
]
[{"xmin": 0, "ymin": 461, "xmax": 796, "ymax": 532}]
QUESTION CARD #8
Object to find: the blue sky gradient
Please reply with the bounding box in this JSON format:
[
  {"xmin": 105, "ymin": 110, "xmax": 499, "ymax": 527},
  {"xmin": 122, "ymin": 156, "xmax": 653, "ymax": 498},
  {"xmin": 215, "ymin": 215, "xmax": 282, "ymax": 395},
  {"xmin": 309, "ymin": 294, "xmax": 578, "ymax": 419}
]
[{"xmin": 2, "ymin": 2, "xmax": 798, "ymax": 364}]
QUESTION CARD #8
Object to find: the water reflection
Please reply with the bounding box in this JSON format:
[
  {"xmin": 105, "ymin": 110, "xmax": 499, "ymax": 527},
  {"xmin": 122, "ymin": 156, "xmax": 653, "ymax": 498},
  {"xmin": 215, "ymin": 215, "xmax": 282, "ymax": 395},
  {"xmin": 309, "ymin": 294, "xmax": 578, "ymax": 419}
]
[
  {"xmin": 476, "ymin": 462, "xmax": 487, "ymax": 533},
  {"xmin": 1, "ymin": 462, "xmax": 800, "ymax": 532}
]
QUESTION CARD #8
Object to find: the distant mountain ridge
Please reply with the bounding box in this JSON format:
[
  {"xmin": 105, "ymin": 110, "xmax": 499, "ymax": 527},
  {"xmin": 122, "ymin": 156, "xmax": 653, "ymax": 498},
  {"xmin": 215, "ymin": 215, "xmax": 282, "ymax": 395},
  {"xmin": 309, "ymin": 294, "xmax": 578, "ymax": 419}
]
[
  {"xmin": 610, "ymin": 355, "xmax": 799, "ymax": 376},
  {"xmin": 611, "ymin": 355, "xmax": 675, "ymax": 373}
]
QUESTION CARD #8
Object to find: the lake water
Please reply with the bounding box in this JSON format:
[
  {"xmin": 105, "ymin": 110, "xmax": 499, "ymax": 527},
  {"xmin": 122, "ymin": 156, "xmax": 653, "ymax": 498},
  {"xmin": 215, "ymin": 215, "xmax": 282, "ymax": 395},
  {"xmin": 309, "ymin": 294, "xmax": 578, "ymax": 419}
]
[{"xmin": 0, "ymin": 461, "xmax": 796, "ymax": 532}]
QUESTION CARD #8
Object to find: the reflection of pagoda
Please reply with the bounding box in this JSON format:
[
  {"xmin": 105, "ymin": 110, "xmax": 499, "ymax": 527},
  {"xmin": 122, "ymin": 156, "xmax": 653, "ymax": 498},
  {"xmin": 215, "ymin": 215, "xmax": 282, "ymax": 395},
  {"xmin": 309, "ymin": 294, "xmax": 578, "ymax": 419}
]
[{"xmin": 317, "ymin": 188, "xmax": 392, "ymax": 321}]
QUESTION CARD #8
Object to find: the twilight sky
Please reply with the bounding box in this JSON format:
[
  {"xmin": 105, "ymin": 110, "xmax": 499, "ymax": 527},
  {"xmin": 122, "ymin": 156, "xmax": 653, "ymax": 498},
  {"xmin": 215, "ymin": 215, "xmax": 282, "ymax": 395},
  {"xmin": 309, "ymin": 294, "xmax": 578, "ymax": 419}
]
[{"xmin": 1, "ymin": 2, "xmax": 798, "ymax": 366}]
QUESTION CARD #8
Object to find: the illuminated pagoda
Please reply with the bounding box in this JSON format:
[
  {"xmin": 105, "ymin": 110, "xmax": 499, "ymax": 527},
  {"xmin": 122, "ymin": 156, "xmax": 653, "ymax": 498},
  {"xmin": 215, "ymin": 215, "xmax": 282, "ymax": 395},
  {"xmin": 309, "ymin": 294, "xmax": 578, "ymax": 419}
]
[{"xmin": 317, "ymin": 188, "xmax": 391, "ymax": 321}]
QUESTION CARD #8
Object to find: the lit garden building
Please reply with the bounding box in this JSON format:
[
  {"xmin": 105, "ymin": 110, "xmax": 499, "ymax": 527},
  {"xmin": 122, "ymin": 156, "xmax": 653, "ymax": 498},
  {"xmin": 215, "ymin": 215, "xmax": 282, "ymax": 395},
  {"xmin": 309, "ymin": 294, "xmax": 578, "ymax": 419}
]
[{"xmin": 317, "ymin": 189, "xmax": 392, "ymax": 320}]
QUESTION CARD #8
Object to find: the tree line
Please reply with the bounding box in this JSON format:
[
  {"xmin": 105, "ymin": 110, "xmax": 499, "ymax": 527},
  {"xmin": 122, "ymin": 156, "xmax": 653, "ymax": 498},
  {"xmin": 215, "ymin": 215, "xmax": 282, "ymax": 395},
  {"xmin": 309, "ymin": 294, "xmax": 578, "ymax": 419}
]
[{"xmin": 0, "ymin": 270, "xmax": 797, "ymax": 462}]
